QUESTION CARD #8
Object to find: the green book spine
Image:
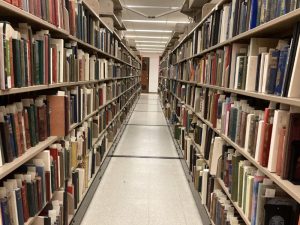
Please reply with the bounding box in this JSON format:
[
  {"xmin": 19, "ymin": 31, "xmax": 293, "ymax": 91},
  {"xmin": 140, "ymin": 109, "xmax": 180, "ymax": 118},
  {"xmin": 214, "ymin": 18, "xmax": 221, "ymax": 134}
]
[
  {"xmin": 34, "ymin": 43, "xmax": 40, "ymax": 85},
  {"xmin": 12, "ymin": 38, "xmax": 22, "ymax": 88},
  {"xmin": 33, "ymin": 105, "xmax": 39, "ymax": 145},
  {"xmin": 238, "ymin": 163, "xmax": 244, "ymax": 207},
  {"xmin": 38, "ymin": 40, "xmax": 44, "ymax": 84}
]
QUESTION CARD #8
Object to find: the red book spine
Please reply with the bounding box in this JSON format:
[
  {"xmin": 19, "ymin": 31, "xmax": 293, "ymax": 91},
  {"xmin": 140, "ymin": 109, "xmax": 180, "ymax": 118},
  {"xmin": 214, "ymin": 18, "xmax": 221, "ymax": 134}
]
[
  {"xmin": 13, "ymin": 113, "xmax": 22, "ymax": 157},
  {"xmin": 17, "ymin": 111, "xmax": 25, "ymax": 154},
  {"xmin": 258, "ymin": 108, "xmax": 271, "ymax": 165},
  {"xmin": 45, "ymin": 171, "xmax": 51, "ymax": 201},
  {"xmin": 49, "ymin": 147, "xmax": 59, "ymax": 190},
  {"xmin": 261, "ymin": 123, "xmax": 273, "ymax": 167},
  {"xmin": 11, "ymin": 0, "xmax": 19, "ymax": 7},
  {"xmin": 4, "ymin": 0, "xmax": 12, "ymax": 4},
  {"xmin": 29, "ymin": 0, "xmax": 34, "ymax": 15},
  {"xmin": 53, "ymin": 0, "xmax": 58, "ymax": 26},
  {"xmin": 276, "ymin": 127, "xmax": 286, "ymax": 176}
]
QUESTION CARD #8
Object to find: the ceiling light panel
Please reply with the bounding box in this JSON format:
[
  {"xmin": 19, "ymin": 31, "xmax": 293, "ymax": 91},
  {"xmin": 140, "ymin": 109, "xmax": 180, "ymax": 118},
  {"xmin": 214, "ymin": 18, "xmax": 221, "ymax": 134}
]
[
  {"xmin": 125, "ymin": 35, "xmax": 170, "ymax": 39},
  {"xmin": 126, "ymin": 29, "xmax": 172, "ymax": 33},
  {"xmin": 136, "ymin": 44, "xmax": 166, "ymax": 47},
  {"xmin": 126, "ymin": 5, "xmax": 180, "ymax": 9},
  {"xmin": 122, "ymin": 19, "xmax": 189, "ymax": 24},
  {"xmin": 134, "ymin": 40, "xmax": 168, "ymax": 43}
]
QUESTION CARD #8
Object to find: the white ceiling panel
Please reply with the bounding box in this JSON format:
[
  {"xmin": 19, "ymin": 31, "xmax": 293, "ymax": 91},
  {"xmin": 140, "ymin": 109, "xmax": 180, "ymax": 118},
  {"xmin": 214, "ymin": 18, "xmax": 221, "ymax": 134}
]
[{"xmin": 119, "ymin": 0, "xmax": 189, "ymax": 55}]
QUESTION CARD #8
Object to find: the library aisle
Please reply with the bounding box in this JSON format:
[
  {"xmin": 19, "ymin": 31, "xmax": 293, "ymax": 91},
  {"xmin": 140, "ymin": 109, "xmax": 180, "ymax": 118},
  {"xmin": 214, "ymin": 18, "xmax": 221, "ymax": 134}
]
[{"xmin": 80, "ymin": 93, "xmax": 203, "ymax": 225}]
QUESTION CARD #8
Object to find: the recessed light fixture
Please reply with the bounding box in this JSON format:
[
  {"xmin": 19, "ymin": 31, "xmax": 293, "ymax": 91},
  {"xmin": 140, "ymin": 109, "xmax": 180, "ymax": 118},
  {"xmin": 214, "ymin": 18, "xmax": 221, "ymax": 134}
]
[
  {"xmin": 126, "ymin": 35, "xmax": 170, "ymax": 39},
  {"xmin": 126, "ymin": 5, "xmax": 180, "ymax": 10},
  {"xmin": 135, "ymin": 40, "xmax": 168, "ymax": 43},
  {"xmin": 126, "ymin": 29, "xmax": 172, "ymax": 33},
  {"xmin": 137, "ymin": 48, "xmax": 165, "ymax": 50},
  {"xmin": 122, "ymin": 19, "xmax": 189, "ymax": 24},
  {"xmin": 136, "ymin": 44, "xmax": 166, "ymax": 47}
]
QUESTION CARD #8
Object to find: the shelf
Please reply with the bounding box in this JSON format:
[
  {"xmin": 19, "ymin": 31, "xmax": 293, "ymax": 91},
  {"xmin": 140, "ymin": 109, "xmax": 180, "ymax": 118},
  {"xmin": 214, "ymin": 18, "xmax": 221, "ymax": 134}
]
[
  {"xmin": 92, "ymin": 86, "xmax": 140, "ymax": 147},
  {"xmin": 216, "ymin": 178, "xmax": 251, "ymax": 225},
  {"xmin": 100, "ymin": 12, "xmax": 126, "ymax": 30},
  {"xmin": 0, "ymin": 75, "xmax": 140, "ymax": 96},
  {"xmin": 0, "ymin": 136, "xmax": 59, "ymax": 180},
  {"xmin": 69, "ymin": 82, "xmax": 139, "ymax": 132},
  {"xmin": 170, "ymin": 91, "xmax": 300, "ymax": 204},
  {"xmin": 172, "ymin": 8, "xmax": 300, "ymax": 63},
  {"xmin": 0, "ymin": 1, "xmax": 141, "ymax": 69},
  {"xmin": 171, "ymin": 0, "xmax": 225, "ymax": 53},
  {"xmin": 169, "ymin": 77, "xmax": 300, "ymax": 107},
  {"xmin": 68, "ymin": 90, "xmax": 139, "ymax": 225}
]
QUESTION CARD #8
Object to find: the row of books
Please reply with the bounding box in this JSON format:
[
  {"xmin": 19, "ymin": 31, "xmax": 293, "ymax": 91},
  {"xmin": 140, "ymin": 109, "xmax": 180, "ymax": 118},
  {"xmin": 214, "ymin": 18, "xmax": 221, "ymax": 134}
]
[
  {"xmin": 166, "ymin": 110, "xmax": 249, "ymax": 225},
  {"xmin": 172, "ymin": 81, "xmax": 300, "ymax": 183},
  {"xmin": 3, "ymin": 0, "xmax": 139, "ymax": 64},
  {"xmin": 171, "ymin": 31, "xmax": 300, "ymax": 98},
  {"xmin": 165, "ymin": 94, "xmax": 300, "ymax": 225},
  {"xmin": 0, "ymin": 22, "xmax": 138, "ymax": 90},
  {"xmin": 0, "ymin": 82, "xmax": 139, "ymax": 167},
  {"xmin": 0, "ymin": 88, "xmax": 140, "ymax": 225},
  {"xmin": 0, "ymin": 143, "xmax": 65, "ymax": 225},
  {"xmin": 172, "ymin": 0, "xmax": 300, "ymax": 62}
]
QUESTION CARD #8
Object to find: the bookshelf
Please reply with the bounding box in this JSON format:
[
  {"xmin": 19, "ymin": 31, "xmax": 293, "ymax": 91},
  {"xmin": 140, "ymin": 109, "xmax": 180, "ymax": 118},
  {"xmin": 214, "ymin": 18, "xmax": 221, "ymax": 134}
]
[
  {"xmin": 0, "ymin": 0, "xmax": 142, "ymax": 224},
  {"xmin": 159, "ymin": 1, "xmax": 300, "ymax": 224}
]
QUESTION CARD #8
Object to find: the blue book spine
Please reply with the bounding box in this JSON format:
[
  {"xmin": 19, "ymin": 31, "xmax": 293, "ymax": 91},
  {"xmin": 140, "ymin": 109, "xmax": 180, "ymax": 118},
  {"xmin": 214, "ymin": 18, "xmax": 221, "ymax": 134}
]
[
  {"xmin": 274, "ymin": 46, "xmax": 289, "ymax": 95},
  {"xmin": 5, "ymin": 115, "xmax": 17, "ymax": 158},
  {"xmin": 267, "ymin": 49, "xmax": 280, "ymax": 94},
  {"xmin": 250, "ymin": 0, "xmax": 258, "ymax": 29},
  {"xmin": 0, "ymin": 198, "xmax": 10, "ymax": 225},
  {"xmin": 36, "ymin": 166, "xmax": 46, "ymax": 206},
  {"xmin": 229, "ymin": 107, "xmax": 238, "ymax": 141},
  {"xmin": 15, "ymin": 189, "xmax": 24, "ymax": 225}
]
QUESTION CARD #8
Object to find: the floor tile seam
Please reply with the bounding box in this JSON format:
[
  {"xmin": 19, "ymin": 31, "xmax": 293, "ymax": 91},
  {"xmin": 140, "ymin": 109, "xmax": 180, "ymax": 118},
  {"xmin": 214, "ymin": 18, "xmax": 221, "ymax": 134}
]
[
  {"xmin": 108, "ymin": 154, "xmax": 184, "ymax": 160},
  {"xmin": 125, "ymin": 124, "xmax": 168, "ymax": 126}
]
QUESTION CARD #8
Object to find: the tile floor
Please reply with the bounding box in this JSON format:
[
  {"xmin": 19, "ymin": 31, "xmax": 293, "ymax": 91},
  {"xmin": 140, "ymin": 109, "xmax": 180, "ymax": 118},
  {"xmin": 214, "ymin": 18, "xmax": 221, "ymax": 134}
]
[{"xmin": 80, "ymin": 93, "xmax": 203, "ymax": 225}]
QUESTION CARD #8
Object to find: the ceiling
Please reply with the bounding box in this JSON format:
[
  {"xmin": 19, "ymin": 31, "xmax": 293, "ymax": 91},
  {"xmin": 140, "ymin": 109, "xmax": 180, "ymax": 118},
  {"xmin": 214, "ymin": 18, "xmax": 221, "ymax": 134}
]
[{"xmin": 119, "ymin": 0, "xmax": 190, "ymax": 55}]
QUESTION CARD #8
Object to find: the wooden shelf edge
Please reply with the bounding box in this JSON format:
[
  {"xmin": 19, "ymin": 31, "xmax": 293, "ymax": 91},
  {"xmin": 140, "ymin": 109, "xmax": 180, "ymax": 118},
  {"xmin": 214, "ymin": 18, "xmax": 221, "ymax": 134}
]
[
  {"xmin": 169, "ymin": 78, "xmax": 300, "ymax": 107},
  {"xmin": 0, "ymin": 136, "xmax": 59, "ymax": 179}
]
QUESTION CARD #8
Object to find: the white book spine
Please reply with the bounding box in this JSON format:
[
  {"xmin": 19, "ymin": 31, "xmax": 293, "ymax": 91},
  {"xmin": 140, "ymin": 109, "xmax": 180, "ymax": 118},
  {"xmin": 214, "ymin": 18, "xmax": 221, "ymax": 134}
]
[
  {"xmin": 267, "ymin": 110, "xmax": 288, "ymax": 172},
  {"xmin": 255, "ymin": 120, "xmax": 264, "ymax": 161},
  {"xmin": 245, "ymin": 56, "xmax": 258, "ymax": 91}
]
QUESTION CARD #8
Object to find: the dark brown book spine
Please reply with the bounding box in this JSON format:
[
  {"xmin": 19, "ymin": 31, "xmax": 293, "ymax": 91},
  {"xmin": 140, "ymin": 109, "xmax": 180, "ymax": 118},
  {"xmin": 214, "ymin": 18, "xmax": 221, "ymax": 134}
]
[
  {"xmin": 38, "ymin": 105, "xmax": 47, "ymax": 141},
  {"xmin": 24, "ymin": 109, "xmax": 31, "ymax": 149},
  {"xmin": 17, "ymin": 111, "xmax": 25, "ymax": 154},
  {"xmin": 21, "ymin": 182, "xmax": 29, "ymax": 222}
]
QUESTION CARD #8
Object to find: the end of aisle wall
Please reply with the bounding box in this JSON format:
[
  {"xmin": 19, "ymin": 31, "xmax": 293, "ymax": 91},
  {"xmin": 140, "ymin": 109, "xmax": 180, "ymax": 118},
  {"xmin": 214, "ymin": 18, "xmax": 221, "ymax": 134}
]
[{"xmin": 142, "ymin": 53, "xmax": 160, "ymax": 93}]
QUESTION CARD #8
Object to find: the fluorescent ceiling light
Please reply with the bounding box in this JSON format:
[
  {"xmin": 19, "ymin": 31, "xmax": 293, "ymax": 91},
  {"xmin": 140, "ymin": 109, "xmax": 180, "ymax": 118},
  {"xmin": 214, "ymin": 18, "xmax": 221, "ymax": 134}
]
[
  {"xmin": 126, "ymin": 5, "xmax": 180, "ymax": 9},
  {"xmin": 126, "ymin": 29, "xmax": 172, "ymax": 33},
  {"xmin": 137, "ymin": 48, "xmax": 165, "ymax": 50},
  {"xmin": 135, "ymin": 40, "xmax": 168, "ymax": 43},
  {"xmin": 123, "ymin": 19, "xmax": 189, "ymax": 24},
  {"xmin": 136, "ymin": 44, "xmax": 166, "ymax": 47},
  {"xmin": 126, "ymin": 35, "xmax": 170, "ymax": 39}
]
